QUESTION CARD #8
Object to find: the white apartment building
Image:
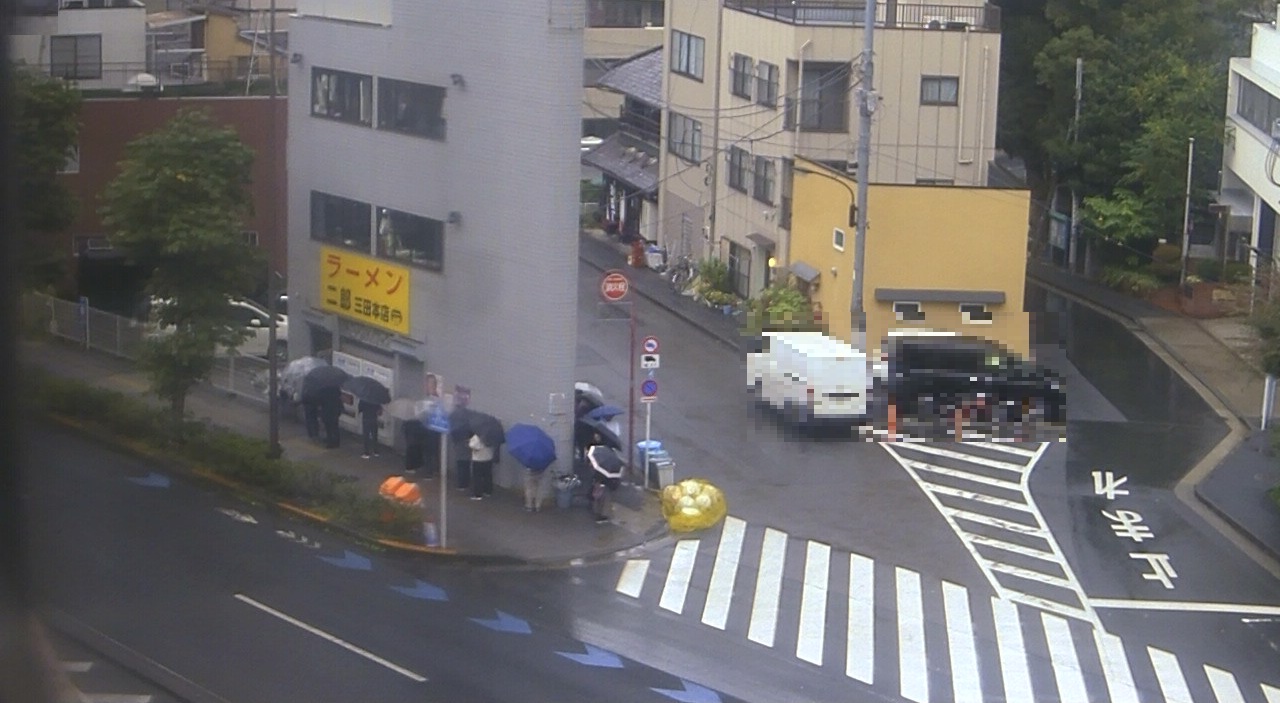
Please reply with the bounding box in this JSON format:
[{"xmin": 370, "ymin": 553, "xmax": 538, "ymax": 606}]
[
  {"xmin": 657, "ymin": 0, "xmax": 1002, "ymax": 297},
  {"xmin": 12, "ymin": 0, "xmax": 148, "ymax": 91}
]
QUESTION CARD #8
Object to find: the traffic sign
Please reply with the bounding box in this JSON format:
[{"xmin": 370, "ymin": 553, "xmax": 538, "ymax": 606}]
[
  {"xmin": 641, "ymin": 353, "xmax": 660, "ymax": 369},
  {"xmin": 600, "ymin": 270, "xmax": 630, "ymax": 302},
  {"xmin": 640, "ymin": 378, "xmax": 658, "ymax": 402},
  {"xmin": 642, "ymin": 335, "xmax": 660, "ymax": 354}
]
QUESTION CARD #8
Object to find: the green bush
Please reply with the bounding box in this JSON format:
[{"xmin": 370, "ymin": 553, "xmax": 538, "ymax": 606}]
[
  {"xmin": 697, "ymin": 258, "xmax": 733, "ymax": 295},
  {"xmin": 1194, "ymin": 258, "xmax": 1222, "ymax": 283},
  {"xmin": 1144, "ymin": 243, "xmax": 1183, "ymax": 284},
  {"xmin": 1224, "ymin": 261, "xmax": 1252, "ymax": 285},
  {"xmin": 1101, "ymin": 265, "xmax": 1161, "ymax": 295}
]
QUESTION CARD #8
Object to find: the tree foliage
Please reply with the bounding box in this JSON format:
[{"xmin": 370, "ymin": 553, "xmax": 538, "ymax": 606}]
[
  {"xmin": 744, "ymin": 282, "xmax": 825, "ymax": 335},
  {"xmin": 12, "ymin": 67, "xmax": 81, "ymax": 288},
  {"xmin": 100, "ymin": 109, "xmax": 262, "ymax": 415}
]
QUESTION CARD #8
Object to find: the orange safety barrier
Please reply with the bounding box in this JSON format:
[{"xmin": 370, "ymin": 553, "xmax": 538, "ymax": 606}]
[
  {"xmin": 379, "ymin": 475, "xmax": 422, "ymax": 505},
  {"xmin": 380, "ymin": 475, "xmax": 405, "ymax": 498}
]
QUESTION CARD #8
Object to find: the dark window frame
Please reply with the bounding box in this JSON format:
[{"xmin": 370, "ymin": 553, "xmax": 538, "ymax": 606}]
[
  {"xmin": 728, "ymin": 146, "xmax": 750, "ymax": 192},
  {"xmin": 779, "ymin": 157, "xmax": 793, "ymax": 230},
  {"xmin": 311, "ymin": 67, "xmax": 373, "ymax": 127},
  {"xmin": 786, "ymin": 62, "xmax": 850, "ymax": 133},
  {"xmin": 376, "ymin": 77, "xmax": 447, "ymax": 141},
  {"xmin": 730, "ymin": 53, "xmax": 754, "ymax": 99},
  {"xmin": 920, "ymin": 75, "xmax": 960, "ymax": 106},
  {"xmin": 959, "ymin": 303, "xmax": 993, "ymax": 323},
  {"xmin": 671, "ymin": 29, "xmax": 705, "ymax": 80},
  {"xmin": 1237, "ymin": 76, "xmax": 1280, "ymax": 138},
  {"xmin": 376, "ymin": 207, "xmax": 445, "ymax": 271},
  {"xmin": 667, "ymin": 110, "xmax": 703, "ymax": 163},
  {"xmin": 894, "ymin": 301, "xmax": 926, "ymax": 322},
  {"xmin": 586, "ymin": 0, "xmax": 664, "ymax": 28},
  {"xmin": 49, "ymin": 34, "xmax": 102, "ymax": 80},
  {"xmin": 310, "ymin": 191, "xmax": 373, "ymax": 252},
  {"xmin": 755, "ymin": 61, "xmax": 779, "ymax": 107},
  {"xmin": 752, "ymin": 155, "xmax": 775, "ymax": 205}
]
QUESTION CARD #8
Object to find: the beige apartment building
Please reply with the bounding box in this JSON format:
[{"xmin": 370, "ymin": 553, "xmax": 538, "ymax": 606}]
[
  {"xmin": 583, "ymin": 0, "xmax": 665, "ymax": 136},
  {"xmin": 657, "ymin": 0, "xmax": 1003, "ymax": 298}
]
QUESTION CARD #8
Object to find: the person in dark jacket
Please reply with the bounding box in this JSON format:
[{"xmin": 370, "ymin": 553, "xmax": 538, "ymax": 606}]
[
  {"xmin": 318, "ymin": 387, "xmax": 343, "ymax": 449},
  {"xmin": 359, "ymin": 399, "xmax": 383, "ymax": 459},
  {"xmin": 301, "ymin": 395, "xmax": 321, "ymax": 440}
]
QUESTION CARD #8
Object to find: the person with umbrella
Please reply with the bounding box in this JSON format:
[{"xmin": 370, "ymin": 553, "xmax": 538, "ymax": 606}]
[
  {"xmin": 586, "ymin": 437, "xmax": 624, "ymax": 524},
  {"xmin": 506, "ymin": 423, "xmax": 556, "ymax": 512},
  {"xmin": 344, "ymin": 376, "xmax": 392, "ymax": 459},
  {"xmin": 300, "ymin": 365, "xmax": 349, "ymax": 447}
]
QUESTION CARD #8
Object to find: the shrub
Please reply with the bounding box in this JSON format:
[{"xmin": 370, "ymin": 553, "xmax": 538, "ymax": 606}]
[
  {"xmin": 1194, "ymin": 258, "xmax": 1222, "ymax": 283},
  {"xmin": 1224, "ymin": 261, "xmax": 1252, "ymax": 285},
  {"xmin": 1145, "ymin": 243, "xmax": 1183, "ymax": 284},
  {"xmin": 697, "ymin": 258, "xmax": 733, "ymax": 295},
  {"xmin": 1101, "ymin": 265, "xmax": 1161, "ymax": 295}
]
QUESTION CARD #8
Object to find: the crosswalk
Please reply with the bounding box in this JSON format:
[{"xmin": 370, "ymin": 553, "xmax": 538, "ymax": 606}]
[
  {"xmin": 615, "ymin": 515, "xmax": 1280, "ymax": 702},
  {"xmin": 58, "ymin": 659, "xmax": 156, "ymax": 703}
]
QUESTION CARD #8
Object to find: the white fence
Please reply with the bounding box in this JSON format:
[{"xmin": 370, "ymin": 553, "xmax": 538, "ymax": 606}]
[{"xmin": 23, "ymin": 291, "xmax": 273, "ymax": 407}]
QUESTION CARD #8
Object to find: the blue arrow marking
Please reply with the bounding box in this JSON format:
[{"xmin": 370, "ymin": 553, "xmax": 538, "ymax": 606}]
[
  {"xmin": 651, "ymin": 680, "xmax": 722, "ymax": 703},
  {"xmin": 318, "ymin": 550, "xmax": 372, "ymax": 571},
  {"xmin": 127, "ymin": 472, "xmax": 170, "ymax": 488},
  {"xmin": 469, "ymin": 610, "xmax": 531, "ymax": 634},
  {"xmin": 555, "ymin": 644, "xmax": 623, "ymax": 669},
  {"xmin": 391, "ymin": 580, "xmax": 449, "ymax": 602}
]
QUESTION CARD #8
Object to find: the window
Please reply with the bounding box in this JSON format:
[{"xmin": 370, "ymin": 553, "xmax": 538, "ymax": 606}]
[
  {"xmin": 730, "ymin": 53, "xmax": 753, "ymax": 99},
  {"xmin": 960, "ymin": 303, "xmax": 993, "ymax": 324},
  {"xmin": 916, "ymin": 177, "xmax": 955, "ymax": 185},
  {"xmin": 243, "ymin": 230, "xmax": 259, "ymax": 247},
  {"xmin": 787, "ymin": 62, "xmax": 849, "ymax": 132},
  {"xmin": 50, "ymin": 34, "xmax": 101, "ymax": 80},
  {"xmin": 894, "ymin": 301, "xmax": 925, "ymax": 322},
  {"xmin": 587, "ymin": 0, "xmax": 663, "ymax": 28},
  {"xmin": 671, "ymin": 30, "xmax": 705, "ymax": 80},
  {"xmin": 752, "ymin": 156, "xmax": 775, "ymax": 204},
  {"xmin": 755, "ymin": 61, "xmax": 779, "ymax": 107},
  {"xmin": 311, "ymin": 68, "xmax": 373, "ymax": 126},
  {"xmin": 727, "ymin": 241, "xmax": 751, "ymax": 298},
  {"xmin": 728, "ymin": 146, "xmax": 750, "ymax": 192},
  {"xmin": 779, "ymin": 158, "xmax": 793, "ymax": 230},
  {"xmin": 377, "ymin": 77, "xmax": 446, "ymax": 140},
  {"xmin": 377, "ymin": 207, "xmax": 445, "ymax": 271},
  {"xmin": 667, "ymin": 111, "xmax": 702, "ymax": 163},
  {"xmin": 311, "ymin": 191, "xmax": 372, "ymax": 251},
  {"xmin": 1237, "ymin": 76, "xmax": 1280, "ymax": 137},
  {"xmin": 833, "ymin": 227, "xmax": 846, "ymax": 251},
  {"xmin": 921, "ymin": 76, "xmax": 960, "ymax": 106}
]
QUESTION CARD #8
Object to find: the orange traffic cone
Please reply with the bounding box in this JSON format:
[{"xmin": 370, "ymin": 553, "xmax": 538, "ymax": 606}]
[
  {"xmin": 886, "ymin": 401, "xmax": 898, "ymax": 440},
  {"xmin": 393, "ymin": 481, "xmax": 422, "ymax": 505}
]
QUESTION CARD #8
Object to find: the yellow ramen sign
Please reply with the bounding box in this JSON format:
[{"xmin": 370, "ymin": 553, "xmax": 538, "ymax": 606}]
[{"xmin": 319, "ymin": 246, "xmax": 411, "ymax": 335}]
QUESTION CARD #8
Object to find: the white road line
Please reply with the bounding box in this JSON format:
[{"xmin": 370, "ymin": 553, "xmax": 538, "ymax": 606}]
[
  {"xmin": 906, "ymin": 460, "xmax": 1023, "ymax": 490},
  {"xmin": 941, "ymin": 581, "xmax": 982, "ymax": 703},
  {"xmin": 893, "ymin": 443, "xmax": 1028, "ymax": 472},
  {"xmin": 746, "ymin": 528, "xmax": 788, "ymax": 647},
  {"xmin": 1263, "ymin": 683, "xmax": 1280, "ymax": 703},
  {"xmin": 896, "ymin": 567, "xmax": 928, "ymax": 703},
  {"xmin": 233, "ymin": 593, "xmax": 427, "ymax": 682},
  {"xmin": 991, "ymin": 599, "xmax": 1033, "ymax": 703},
  {"xmin": 701, "ymin": 516, "xmax": 746, "ymax": 630},
  {"xmin": 1094, "ymin": 630, "xmax": 1141, "ymax": 703},
  {"xmin": 1091, "ymin": 598, "xmax": 1280, "ymax": 616},
  {"xmin": 1204, "ymin": 665, "xmax": 1247, "ymax": 703},
  {"xmin": 987, "ymin": 561, "xmax": 1075, "ymax": 589},
  {"xmin": 846, "ymin": 553, "xmax": 875, "ymax": 684},
  {"xmin": 83, "ymin": 695, "xmax": 152, "ymax": 703},
  {"xmin": 1040, "ymin": 613, "xmax": 1089, "ymax": 703},
  {"xmin": 659, "ymin": 540, "xmax": 700, "ymax": 615},
  {"xmin": 972, "ymin": 441, "xmax": 1039, "ymax": 457},
  {"xmin": 61, "ymin": 661, "xmax": 93, "ymax": 673},
  {"xmin": 1148, "ymin": 646, "xmax": 1194, "ymax": 703},
  {"xmin": 796, "ymin": 541, "xmax": 831, "ymax": 665},
  {"xmin": 947, "ymin": 508, "xmax": 1046, "ymax": 536},
  {"xmin": 918, "ymin": 482, "xmax": 1036, "ymax": 511},
  {"xmin": 966, "ymin": 533, "xmax": 1059, "ymax": 562},
  {"xmin": 615, "ymin": 559, "xmax": 650, "ymax": 599}
]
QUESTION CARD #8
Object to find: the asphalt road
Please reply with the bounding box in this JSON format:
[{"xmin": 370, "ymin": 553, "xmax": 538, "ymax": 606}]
[{"xmin": 24, "ymin": 423, "xmax": 749, "ymax": 703}]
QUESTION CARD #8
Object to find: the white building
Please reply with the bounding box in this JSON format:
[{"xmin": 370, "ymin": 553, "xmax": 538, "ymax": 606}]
[{"xmin": 12, "ymin": 0, "xmax": 148, "ymax": 91}]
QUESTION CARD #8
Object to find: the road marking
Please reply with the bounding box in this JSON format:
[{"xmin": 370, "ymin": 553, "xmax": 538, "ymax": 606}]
[
  {"xmin": 948, "ymin": 508, "xmax": 1045, "ymax": 535},
  {"xmin": 906, "ymin": 460, "xmax": 1022, "ymax": 490},
  {"xmin": 1094, "ymin": 630, "xmax": 1141, "ymax": 703},
  {"xmin": 991, "ymin": 598, "xmax": 1033, "ymax": 703},
  {"xmin": 1041, "ymin": 613, "xmax": 1089, "ymax": 703},
  {"xmin": 896, "ymin": 567, "xmax": 928, "ymax": 703},
  {"xmin": 83, "ymin": 696, "xmax": 152, "ymax": 703},
  {"xmin": 1263, "ymin": 683, "xmax": 1280, "ymax": 703},
  {"xmin": 966, "ymin": 534, "xmax": 1058, "ymax": 562},
  {"xmin": 987, "ymin": 561, "xmax": 1075, "ymax": 589},
  {"xmin": 233, "ymin": 594, "xmax": 427, "ymax": 682},
  {"xmin": 971, "ymin": 441, "xmax": 1039, "ymax": 457},
  {"xmin": 1204, "ymin": 665, "xmax": 1246, "ymax": 703},
  {"xmin": 917, "ymin": 481, "xmax": 1037, "ymax": 511},
  {"xmin": 1091, "ymin": 598, "xmax": 1280, "ymax": 616},
  {"xmin": 1148, "ymin": 646, "xmax": 1194, "ymax": 703},
  {"xmin": 746, "ymin": 528, "xmax": 787, "ymax": 648},
  {"xmin": 941, "ymin": 581, "xmax": 982, "ymax": 703},
  {"xmin": 701, "ymin": 516, "xmax": 746, "ymax": 630},
  {"xmin": 894, "ymin": 443, "xmax": 1028, "ymax": 472},
  {"xmin": 659, "ymin": 540, "xmax": 699, "ymax": 615},
  {"xmin": 61, "ymin": 661, "xmax": 93, "ymax": 673},
  {"xmin": 796, "ymin": 541, "xmax": 830, "ymax": 665},
  {"xmin": 846, "ymin": 553, "xmax": 874, "ymax": 684},
  {"xmin": 616, "ymin": 559, "xmax": 650, "ymax": 599}
]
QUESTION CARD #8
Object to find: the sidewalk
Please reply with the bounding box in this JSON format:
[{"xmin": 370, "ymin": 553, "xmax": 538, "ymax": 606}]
[
  {"xmin": 1026, "ymin": 260, "xmax": 1280, "ymax": 563},
  {"xmin": 21, "ymin": 339, "xmax": 666, "ymax": 564}
]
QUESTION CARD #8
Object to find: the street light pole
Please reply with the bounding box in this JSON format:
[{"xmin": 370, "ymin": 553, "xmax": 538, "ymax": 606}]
[
  {"xmin": 1178, "ymin": 136, "xmax": 1195, "ymax": 289},
  {"xmin": 266, "ymin": 0, "xmax": 282, "ymax": 459},
  {"xmin": 852, "ymin": 0, "xmax": 877, "ymax": 351}
]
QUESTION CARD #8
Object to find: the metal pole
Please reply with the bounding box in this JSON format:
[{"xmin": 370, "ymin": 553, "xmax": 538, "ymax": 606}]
[
  {"xmin": 1068, "ymin": 58, "xmax": 1082, "ymax": 274},
  {"xmin": 265, "ymin": 0, "xmax": 282, "ymax": 459},
  {"xmin": 1179, "ymin": 137, "xmax": 1195, "ymax": 289},
  {"xmin": 707, "ymin": 0, "xmax": 726, "ymax": 259},
  {"xmin": 439, "ymin": 436, "xmax": 448, "ymax": 548},
  {"xmin": 627, "ymin": 302, "xmax": 637, "ymax": 482},
  {"xmin": 851, "ymin": 0, "xmax": 876, "ymax": 351},
  {"xmin": 644, "ymin": 401, "xmax": 652, "ymax": 488}
]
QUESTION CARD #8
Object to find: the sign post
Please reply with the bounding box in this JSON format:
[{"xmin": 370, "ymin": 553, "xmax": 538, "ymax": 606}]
[
  {"xmin": 601, "ymin": 270, "xmax": 637, "ymax": 479},
  {"xmin": 423, "ymin": 393, "xmax": 453, "ymax": 548},
  {"xmin": 639, "ymin": 337, "xmax": 659, "ymax": 484}
]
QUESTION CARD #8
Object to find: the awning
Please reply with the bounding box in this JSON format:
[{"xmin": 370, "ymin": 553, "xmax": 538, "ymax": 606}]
[
  {"xmin": 581, "ymin": 133, "xmax": 659, "ymax": 194},
  {"xmin": 790, "ymin": 260, "xmax": 821, "ymax": 283},
  {"xmin": 874, "ymin": 288, "xmax": 1006, "ymax": 304},
  {"xmin": 746, "ymin": 232, "xmax": 776, "ymax": 250}
]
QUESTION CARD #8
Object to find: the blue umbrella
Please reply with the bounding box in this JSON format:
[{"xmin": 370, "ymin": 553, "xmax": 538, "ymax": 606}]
[
  {"xmin": 505, "ymin": 423, "xmax": 556, "ymax": 472},
  {"xmin": 586, "ymin": 404, "xmax": 625, "ymax": 422}
]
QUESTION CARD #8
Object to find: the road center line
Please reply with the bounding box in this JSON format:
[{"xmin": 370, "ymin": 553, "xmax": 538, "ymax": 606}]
[
  {"xmin": 795, "ymin": 541, "xmax": 830, "ymax": 666},
  {"xmin": 1090, "ymin": 598, "xmax": 1280, "ymax": 616},
  {"xmin": 233, "ymin": 594, "xmax": 427, "ymax": 682},
  {"xmin": 701, "ymin": 516, "xmax": 745, "ymax": 630}
]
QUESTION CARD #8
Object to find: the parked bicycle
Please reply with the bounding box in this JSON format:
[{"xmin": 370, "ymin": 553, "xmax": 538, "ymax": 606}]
[{"xmin": 668, "ymin": 254, "xmax": 697, "ymax": 292}]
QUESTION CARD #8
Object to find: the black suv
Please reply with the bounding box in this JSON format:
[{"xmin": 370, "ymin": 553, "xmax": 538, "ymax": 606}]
[{"xmin": 882, "ymin": 335, "xmax": 1066, "ymax": 423}]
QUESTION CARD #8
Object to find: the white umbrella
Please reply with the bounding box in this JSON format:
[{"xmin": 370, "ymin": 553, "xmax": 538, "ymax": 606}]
[{"xmin": 280, "ymin": 356, "xmax": 327, "ymax": 398}]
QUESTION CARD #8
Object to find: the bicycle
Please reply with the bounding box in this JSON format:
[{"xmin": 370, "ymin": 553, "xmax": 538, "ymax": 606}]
[{"xmin": 668, "ymin": 255, "xmax": 697, "ymax": 292}]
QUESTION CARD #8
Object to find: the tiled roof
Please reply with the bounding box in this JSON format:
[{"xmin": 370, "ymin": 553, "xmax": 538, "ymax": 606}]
[
  {"xmin": 582, "ymin": 132, "xmax": 660, "ymax": 194},
  {"xmin": 597, "ymin": 46, "xmax": 663, "ymax": 107}
]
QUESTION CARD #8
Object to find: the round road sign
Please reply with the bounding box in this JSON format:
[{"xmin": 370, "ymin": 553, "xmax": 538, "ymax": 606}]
[
  {"xmin": 642, "ymin": 336, "xmax": 660, "ymax": 354},
  {"xmin": 600, "ymin": 270, "xmax": 630, "ymax": 302},
  {"xmin": 640, "ymin": 379, "xmax": 658, "ymax": 397}
]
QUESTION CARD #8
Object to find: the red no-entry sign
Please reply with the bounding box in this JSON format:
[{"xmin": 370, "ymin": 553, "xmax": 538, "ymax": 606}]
[{"xmin": 600, "ymin": 270, "xmax": 630, "ymax": 302}]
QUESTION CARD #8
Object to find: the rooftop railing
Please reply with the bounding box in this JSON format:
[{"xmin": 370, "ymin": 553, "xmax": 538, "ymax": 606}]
[{"xmin": 724, "ymin": 1, "xmax": 1000, "ymax": 30}]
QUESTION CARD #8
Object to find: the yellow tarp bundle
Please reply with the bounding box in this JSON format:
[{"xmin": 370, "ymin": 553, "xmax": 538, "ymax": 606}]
[{"xmin": 661, "ymin": 478, "xmax": 727, "ymax": 532}]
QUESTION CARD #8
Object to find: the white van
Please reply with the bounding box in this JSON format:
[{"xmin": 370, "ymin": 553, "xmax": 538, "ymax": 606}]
[
  {"xmin": 747, "ymin": 331, "xmax": 871, "ymax": 426},
  {"xmin": 147, "ymin": 297, "xmax": 288, "ymax": 360}
]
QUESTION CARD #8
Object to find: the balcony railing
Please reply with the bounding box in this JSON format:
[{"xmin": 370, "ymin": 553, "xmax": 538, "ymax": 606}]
[
  {"xmin": 14, "ymin": 58, "xmax": 288, "ymax": 94},
  {"xmin": 724, "ymin": 1, "xmax": 1000, "ymax": 31}
]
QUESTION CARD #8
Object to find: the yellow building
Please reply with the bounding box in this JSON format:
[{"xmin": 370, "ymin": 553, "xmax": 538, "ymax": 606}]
[{"xmin": 788, "ymin": 158, "xmax": 1031, "ymax": 358}]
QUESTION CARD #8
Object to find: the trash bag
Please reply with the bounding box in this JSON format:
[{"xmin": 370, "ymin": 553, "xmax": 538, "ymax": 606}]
[{"xmin": 660, "ymin": 478, "xmax": 727, "ymax": 533}]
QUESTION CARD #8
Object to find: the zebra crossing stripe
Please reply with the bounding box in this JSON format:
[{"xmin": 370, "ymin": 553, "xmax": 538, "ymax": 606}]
[
  {"xmin": 1041, "ymin": 613, "xmax": 1089, "ymax": 703},
  {"xmin": 796, "ymin": 541, "xmax": 831, "ymax": 665},
  {"xmin": 905, "ymin": 459, "xmax": 1023, "ymax": 490},
  {"xmin": 701, "ymin": 516, "xmax": 746, "ymax": 630},
  {"xmin": 1204, "ymin": 665, "xmax": 1247, "ymax": 703},
  {"xmin": 966, "ymin": 533, "xmax": 1058, "ymax": 562},
  {"xmin": 917, "ymin": 482, "xmax": 1037, "ymax": 511},
  {"xmin": 846, "ymin": 553, "xmax": 875, "ymax": 684},
  {"xmin": 894, "ymin": 443, "xmax": 1028, "ymax": 472},
  {"xmin": 1094, "ymin": 630, "xmax": 1141, "ymax": 703},
  {"xmin": 987, "ymin": 561, "xmax": 1076, "ymax": 589},
  {"xmin": 941, "ymin": 581, "xmax": 983, "ymax": 703},
  {"xmin": 61, "ymin": 661, "xmax": 93, "ymax": 673},
  {"xmin": 616, "ymin": 559, "xmax": 649, "ymax": 598},
  {"xmin": 1148, "ymin": 646, "xmax": 1194, "ymax": 703},
  {"xmin": 991, "ymin": 598, "xmax": 1034, "ymax": 703},
  {"xmin": 896, "ymin": 567, "xmax": 928, "ymax": 703},
  {"xmin": 659, "ymin": 540, "xmax": 699, "ymax": 615},
  {"xmin": 1262, "ymin": 683, "xmax": 1280, "ymax": 703},
  {"xmin": 948, "ymin": 507, "xmax": 1045, "ymax": 536},
  {"xmin": 746, "ymin": 528, "xmax": 788, "ymax": 648},
  {"xmin": 971, "ymin": 441, "xmax": 1039, "ymax": 458}
]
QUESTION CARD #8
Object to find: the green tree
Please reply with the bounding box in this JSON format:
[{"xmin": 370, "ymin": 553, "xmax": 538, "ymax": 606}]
[
  {"xmin": 100, "ymin": 109, "xmax": 262, "ymax": 416},
  {"xmin": 12, "ymin": 67, "xmax": 81, "ymax": 288}
]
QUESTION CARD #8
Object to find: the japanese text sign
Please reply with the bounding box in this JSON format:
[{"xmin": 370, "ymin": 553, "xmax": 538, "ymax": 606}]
[{"xmin": 320, "ymin": 246, "xmax": 411, "ymax": 335}]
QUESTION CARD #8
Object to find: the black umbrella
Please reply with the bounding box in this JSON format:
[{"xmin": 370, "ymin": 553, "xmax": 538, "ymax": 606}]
[
  {"xmin": 576, "ymin": 416, "xmax": 622, "ymax": 451},
  {"xmin": 300, "ymin": 365, "xmax": 349, "ymax": 402},
  {"xmin": 587, "ymin": 445, "xmax": 624, "ymax": 479},
  {"xmin": 343, "ymin": 375, "xmax": 392, "ymax": 405},
  {"xmin": 448, "ymin": 407, "xmax": 478, "ymax": 443},
  {"xmin": 470, "ymin": 412, "xmax": 506, "ymax": 449}
]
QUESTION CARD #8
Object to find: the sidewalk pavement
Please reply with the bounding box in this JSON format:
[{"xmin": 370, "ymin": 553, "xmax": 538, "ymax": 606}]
[
  {"xmin": 21, "ymin": 339, "xmax": 666, "ymax": 565},
  {"xmin": 1026, "ymin": 260, "xmax": 1280, "ymax": 564}
]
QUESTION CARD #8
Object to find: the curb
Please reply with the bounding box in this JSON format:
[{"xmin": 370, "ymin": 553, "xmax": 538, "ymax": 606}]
[{"xmin": 1194, "ymin": 481, "xmax": 1280, "ymax": 570}]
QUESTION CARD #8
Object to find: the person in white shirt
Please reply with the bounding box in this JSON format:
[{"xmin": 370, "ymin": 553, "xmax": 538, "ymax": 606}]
[{"xmin": 468, "ymin": 434, "xmax": 495, "ymax": 500}]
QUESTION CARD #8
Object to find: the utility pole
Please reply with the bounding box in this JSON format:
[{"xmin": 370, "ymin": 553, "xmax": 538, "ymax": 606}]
[
  {"xmin": 851, "ymin": 0, "xmax": 876, "ymax": 351},
  {"xmin": 706, "ymin": 0, "xmax": 726, "ymax": 260},
  {"xmin": 1179, "ymin": 136, "xmax": 1195, "ymax": 289},
  {"xmin": 1068, "ymin": 57, "xmax": 1082, "ymax": 274},
  {"xmin": 266, "ymin": 0, "xmax": 282, "ymax": 459}
]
